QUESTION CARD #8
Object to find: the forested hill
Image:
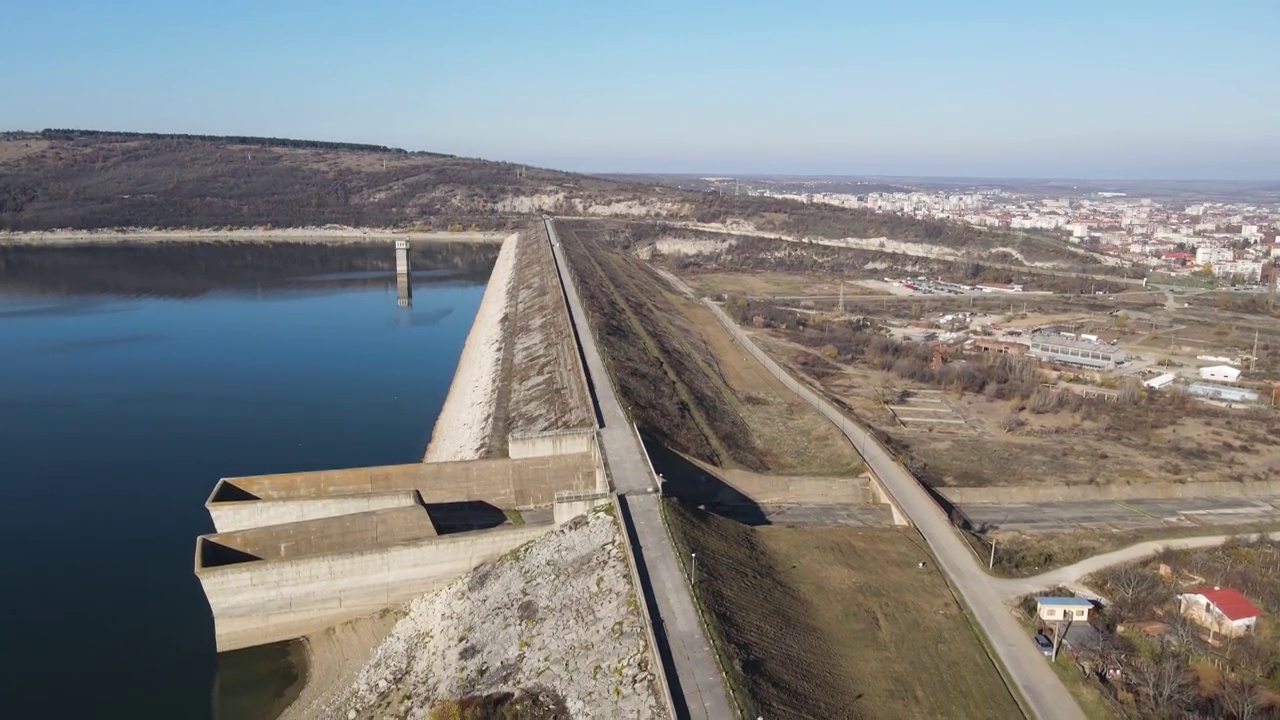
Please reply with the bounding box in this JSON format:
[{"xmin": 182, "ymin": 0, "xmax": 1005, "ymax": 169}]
[{"xmin": 0, "ymin": 129, "xmax": 643, "ymax": 231}]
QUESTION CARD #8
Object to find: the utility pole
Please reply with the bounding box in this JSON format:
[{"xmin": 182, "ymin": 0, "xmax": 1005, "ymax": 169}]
[
  {"xmin": 691, "ymin": 552, "xmax": 698, "ymax": 585},
  {"xmin": 838, "ymin": 276, "xmax": 846, "ymax": 317},
  {"xmin": 1252, "ymin": 331, "xmax": 1259, "ymax": 372},
  {"xmin": 989, "ymin": 539, "xmax": 996, "ymax": 570}
]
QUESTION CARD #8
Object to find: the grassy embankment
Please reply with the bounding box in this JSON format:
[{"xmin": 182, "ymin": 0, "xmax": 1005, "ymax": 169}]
[
  {"xmin": 556, "ymin": 219, "xmax": 859, "ymax": 476},
  {"xmin": 664, "ymin": 500, "xmax": 1023, "ymax": 720}
]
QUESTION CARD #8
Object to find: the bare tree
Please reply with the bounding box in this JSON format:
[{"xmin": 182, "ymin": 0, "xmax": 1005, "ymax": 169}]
[
  {"xmin": 1127, "ymin": 658, "xmax": 1196, "ymax": 718},
  {"xmin": 1218, "ymin": 677, "xmax": 1264, "ymax": 720}
]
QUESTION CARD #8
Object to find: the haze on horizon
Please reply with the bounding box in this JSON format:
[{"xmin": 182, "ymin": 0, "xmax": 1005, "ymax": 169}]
[{"xmin": 4, "ymin": 0, "xmax": 1277, "ymax": 181}]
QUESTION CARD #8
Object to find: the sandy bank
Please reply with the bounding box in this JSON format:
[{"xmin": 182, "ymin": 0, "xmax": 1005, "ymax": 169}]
[
  {"xmin": 277, "ymin": 611, "xmax": 402, "ymax": 720},
  {"xmin": 0, "ymin": 227, "xmax": 505, "ymax": 246},
  {"xmin": 423, "ymin": 232, "xmax": 520, "ymax": 462}
]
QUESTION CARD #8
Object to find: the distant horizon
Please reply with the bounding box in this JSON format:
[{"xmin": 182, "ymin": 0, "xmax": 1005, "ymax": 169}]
[
  {"xmin": 3, "ymin": 1, "xmax": 1276, "ymax": 182},
  {"xmin": 8, "ymin": 126, "xmax": 1278, "ymax": 187}
]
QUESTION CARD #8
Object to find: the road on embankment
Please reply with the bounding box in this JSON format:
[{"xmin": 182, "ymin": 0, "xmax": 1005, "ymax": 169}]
[
  {"xmin": 545, "ymin": 219, "xmax": 733, "ymax": 720},
  {"xmin": 702, "ymin": 299, "xmax": 1085, "ymax": 720}
]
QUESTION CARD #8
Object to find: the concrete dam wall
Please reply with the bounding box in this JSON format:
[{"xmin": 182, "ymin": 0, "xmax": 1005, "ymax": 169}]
[
  {"xmin": 195, "ymin": 229, "xmax": 606, "ymax": 652},
  {"xmin": 196, "ymin": 507, "xmax": 552, "ymax": 651}
]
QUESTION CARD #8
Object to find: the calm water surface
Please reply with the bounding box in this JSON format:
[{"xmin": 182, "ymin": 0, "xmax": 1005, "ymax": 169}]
[{"xmin": 0, "ymin": 243, "xmax": 494, "ymax": 719}]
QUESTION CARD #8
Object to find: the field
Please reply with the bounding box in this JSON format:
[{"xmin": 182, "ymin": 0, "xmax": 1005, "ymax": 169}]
[
  {"xmin": 558, "ymin": 219, "xmax": 861, "ymax": 475},
  {"xmin": 664, "ymin": 500, "xmax": 1022, "ymax": 720},
  {"xmin": 750, "ymin": 328, "xmax": 1280, "ymax": 489}
]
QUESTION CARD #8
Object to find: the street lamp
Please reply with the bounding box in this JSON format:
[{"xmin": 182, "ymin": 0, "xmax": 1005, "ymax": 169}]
[{"xmin": 691, "ymin": 552, "xmax": 697, "ymax": 585}]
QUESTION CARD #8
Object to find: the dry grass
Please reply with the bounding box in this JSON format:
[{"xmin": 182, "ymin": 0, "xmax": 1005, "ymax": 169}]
[
  {"xmin": 689, "ymin": 271, "xmax": 845, "ymax": 298},
  {"xmin": 981, "ymin": 523, "xmax": 1280, "ymax": 577},
  {"xmin": 665, "ymin": 500, "xmax": 1021, "ymax": 720},
  {"xmin": 754, "ymin": 329, "xmax": 1280, "ymax": 488},
  {"xmin": 676, "ymin": 297, "xmax": 862, "ymax": 475}
]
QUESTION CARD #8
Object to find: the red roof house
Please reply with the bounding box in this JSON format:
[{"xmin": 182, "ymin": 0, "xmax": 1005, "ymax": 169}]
[{"xmin": 1178, "ymin": 586, "xmax": 1262, "ymax": 637}]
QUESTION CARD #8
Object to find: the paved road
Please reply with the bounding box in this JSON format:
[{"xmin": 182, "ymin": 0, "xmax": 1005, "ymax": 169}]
[
  {"xmin": 702, "ymin": 299, "xmax": 1085, "ymax": 720},
  {"xmin": 546, "ymin": 219, "xmax": 732, "ymax": 720},
  {"xmin": 963, "ymin": 496, "xmax": 1280, "ymax": 534},
  {"xmin": 994, "ymin": 532, "xmax": 1280, "ymax": 600}
]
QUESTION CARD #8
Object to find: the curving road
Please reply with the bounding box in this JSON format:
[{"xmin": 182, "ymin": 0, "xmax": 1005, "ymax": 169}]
[
  {"xmin": 993, "ymin": 532, "xmax": 1280, "ymax": 600},
  {"xmin": 701, "ymin": 299, "xmax": 1085, "ymax": 720},
  {"xmin": 545, "ymin": 219, "xmax": 732, "ymax": 720}
]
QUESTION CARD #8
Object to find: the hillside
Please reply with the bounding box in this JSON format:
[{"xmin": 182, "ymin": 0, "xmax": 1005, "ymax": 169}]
[{"xmin": 0, "ymin": 130, "xmax": 674, "ymax": 231}]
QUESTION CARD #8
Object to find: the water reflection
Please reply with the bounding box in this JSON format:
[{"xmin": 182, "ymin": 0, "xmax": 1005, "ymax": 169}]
[{"xmin": 0, "ymin": 241, "xmax": 499, "ymax": 299}]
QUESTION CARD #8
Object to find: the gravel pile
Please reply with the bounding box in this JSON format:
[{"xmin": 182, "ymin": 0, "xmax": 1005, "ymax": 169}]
[{"xmin": 320, "ymin": 508, "xmax": 663, "ymax": 719}]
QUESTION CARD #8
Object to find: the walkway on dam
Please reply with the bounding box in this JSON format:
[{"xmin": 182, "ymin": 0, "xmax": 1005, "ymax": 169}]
[{"xmin": 546, "ymin": 219, "xmax": 732, "ymax": 720}]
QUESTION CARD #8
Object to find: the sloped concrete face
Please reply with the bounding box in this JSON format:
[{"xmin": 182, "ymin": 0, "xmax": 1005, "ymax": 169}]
[
  {"xmin": 196, "ymin": 517, "xmax": 552, "ymax": 651},
  {"xmin": 207, "ymin": 486, "xmax": 419, "ymax": 533}
]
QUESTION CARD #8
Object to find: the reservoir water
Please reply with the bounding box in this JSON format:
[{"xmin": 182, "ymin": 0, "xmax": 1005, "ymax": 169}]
[{"xmin": 0, "ymin": 242, "xmax": 497, "ymax": 719}]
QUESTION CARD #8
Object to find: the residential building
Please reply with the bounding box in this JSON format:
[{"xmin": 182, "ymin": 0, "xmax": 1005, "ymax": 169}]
[
  {"xmin": 1035, "ymin": 596, "xmax": 1093, "ymax": 623},
  {"xmin": 1178, "ymin": 586, "xmax": 1260, "ymax": 637}
]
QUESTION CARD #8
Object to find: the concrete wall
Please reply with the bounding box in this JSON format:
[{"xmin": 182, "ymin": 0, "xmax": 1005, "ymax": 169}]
[
  {"xmin": 508, "ymin": 428, "xmax": 597, "ymax": 459},
  {"xmin": 720, "ymin": 472, "xmax": 874, "ymax": 505},
  {"xmin": 553, "ymin": 490, "xmax": 611, "ymax": 525},
  {"xmin": 210, "ymin": 453, "xmax": 596, "ymax": 518},
  {"xmin": 201, "ymin": 506, "xmax": 438, "ymax": 563},
  {"xmin": 208, "ymin": 488, "xmax": 418, "ymax": 533},
  {"xmin": 940, "ymin": 479, "xmax": 1280, "ymax": 505},
  {"xmin": 197, "ymin": 524, "xmax": 552, "ymax": 651}
]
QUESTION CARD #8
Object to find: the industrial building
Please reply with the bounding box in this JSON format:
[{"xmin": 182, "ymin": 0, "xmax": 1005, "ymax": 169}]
[
  {"xmin": 1187, "ymin": 383, "xmax": 1259, "ymax": 404},
  {"xmin": 1025, "ymin": 335, "xmax": 1127, "ymax": 369},
  {"xmin": 1199, "ymin": 365, "xmax": 1242, "ymax": 383}
]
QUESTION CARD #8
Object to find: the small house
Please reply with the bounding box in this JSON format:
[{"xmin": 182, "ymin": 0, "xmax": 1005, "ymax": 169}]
[
  {"xmin": 1178, "ymin": 586, "xmax": 1261, "ymax": 638},
  {"xmin": 1035, "ymin": 596, "xmax": 1093, "ymax": 623}
]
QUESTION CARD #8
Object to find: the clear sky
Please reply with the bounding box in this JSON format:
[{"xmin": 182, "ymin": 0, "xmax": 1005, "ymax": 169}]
[{"xmin": 4, "ymin": 1, "xmax": 1278, "ymax": 179}]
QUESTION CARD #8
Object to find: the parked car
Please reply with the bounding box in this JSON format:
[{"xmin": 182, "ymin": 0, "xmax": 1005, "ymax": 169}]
[{"xmin": 1033, "ymin": 633, "xmax": 1053, "ymax": 656}]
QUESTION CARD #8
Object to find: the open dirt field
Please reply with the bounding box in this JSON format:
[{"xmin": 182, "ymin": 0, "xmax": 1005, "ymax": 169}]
[
  {"xmin": 688, "ymin": 271, "xmax": 887, "ymax": 299},
  {"xmin": 754, "ymin": 331, "xmax": 1280, "ymax": 489},
  {"xmin": 663, "ymin": 500, "xmax": 1021, "ymax": 720}
]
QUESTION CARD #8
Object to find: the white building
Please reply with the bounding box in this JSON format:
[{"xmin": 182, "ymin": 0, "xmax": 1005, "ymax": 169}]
[
  {"xmin": 1035, "ymin": 596, "xmax": 1093, "ymax": 623},
  {"xmin": 1199, "ymin": 365, "xmax": 1242, "ymax": 383},
  {"xmin": 1196, "ymin": 247, "xmax": 1235, "ymax": 265},
  {"xmin": 1214, "ymin": 261, "xmax": 1264, "ymax": 282},
  {"xmin": 1178, "ymin": 586, "xmax": 1261, "ymax": 638}
]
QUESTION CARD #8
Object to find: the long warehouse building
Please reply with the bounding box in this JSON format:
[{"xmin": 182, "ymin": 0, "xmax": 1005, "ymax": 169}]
[{"xmin": 1026, "ymin": 335, "xmax": 1127, "ymax": 369}]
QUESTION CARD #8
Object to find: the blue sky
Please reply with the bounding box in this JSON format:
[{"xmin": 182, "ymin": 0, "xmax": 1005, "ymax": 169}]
[{"xmin": 4, "ymin": 1, "xmax": 1277, "ymax": 179}]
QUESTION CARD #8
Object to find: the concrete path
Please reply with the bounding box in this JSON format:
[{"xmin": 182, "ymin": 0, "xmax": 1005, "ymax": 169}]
[
  {"xmin": 545, "ymin": 219, "xmax": 732, "ymax": 720},
  {"xmin": 993, "ymin": 532, "xmax": 1280, "ymax": 600},
  {"xmin": 701, "ymin": 299, "xmax": 1085, "ymax": 720}
]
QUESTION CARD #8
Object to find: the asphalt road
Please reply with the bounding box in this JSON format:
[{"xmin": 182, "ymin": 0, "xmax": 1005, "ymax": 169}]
[
  {"xmin": 963, "ymin": 496, "xmax": 1280, "ymax": 534},
  {"xmin": 546, "ymin": 219, "xmax": 732, "ymax": 720},
  {"xmin": 994, "ymin": 532, "xmax": 1280, "ymax": 600},
  {"xmin": 702, "ymin": 299, "xmax": 1085, "ymax": 720}
]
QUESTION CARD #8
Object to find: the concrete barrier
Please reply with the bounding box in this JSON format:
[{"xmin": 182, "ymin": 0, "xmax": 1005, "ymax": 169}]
[
  {"xmin": 553, "ymin": 489, "xmax": 611, "ymax": 525},
  {"xmin": 196, "ymin": 520, "xmax": 552, "ymax": 651},
  {"xmin": 940, "ymin": 479, "xmax": 1280, "ymax": 505},
  {"xmin": 207, "ymin": 489, "xmax": 419, "ymax": 533},
  {"xmin": 701, "ymin": 300, "xmax": 911, "ymax": 526},
  {"xmin": 508, "ymin": 428, "xmax": 597, "ymax": 459},
  {"xmin": 208, "ymin": 453, "xmax": 597, "ymax": 522}
]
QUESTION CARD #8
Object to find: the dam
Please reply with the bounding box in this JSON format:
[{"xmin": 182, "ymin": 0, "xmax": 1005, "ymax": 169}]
[{"xmin": 193, "ymin": 226, "xmax": 609, "ymax": 652}]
